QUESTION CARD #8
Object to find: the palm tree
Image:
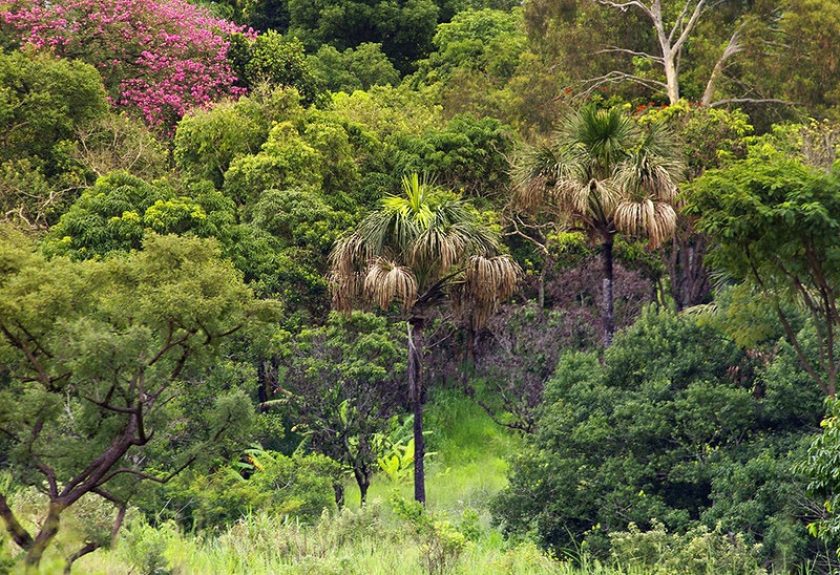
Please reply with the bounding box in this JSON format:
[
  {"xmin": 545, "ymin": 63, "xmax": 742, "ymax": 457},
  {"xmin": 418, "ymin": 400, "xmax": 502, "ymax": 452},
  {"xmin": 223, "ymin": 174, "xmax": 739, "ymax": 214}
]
[
  {"xmin": 329, "ymin": 173, "xmax": 520, "ymax": 504},
  {"xmin": 513, "ymin": 106, "xmax": 683, "ymax": 346}
]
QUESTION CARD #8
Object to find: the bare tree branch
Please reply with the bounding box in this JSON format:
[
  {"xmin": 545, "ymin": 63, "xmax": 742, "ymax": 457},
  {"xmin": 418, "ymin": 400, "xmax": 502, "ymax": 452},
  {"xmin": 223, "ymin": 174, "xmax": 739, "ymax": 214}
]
[
  {"xmin": 708, "ymin": 97, "xmax": 796, "ymax": 107},
  {"xmin": 596, "ymin": 46, "xmax": 665, "ymax": 62}
]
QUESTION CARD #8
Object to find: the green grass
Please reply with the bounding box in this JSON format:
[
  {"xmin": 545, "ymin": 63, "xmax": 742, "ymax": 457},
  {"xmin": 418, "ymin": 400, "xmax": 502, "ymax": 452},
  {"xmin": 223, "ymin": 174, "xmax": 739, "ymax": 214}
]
[
  {"xmin": 60, "ymin": 389, "xmax": 570, "ymax": 575},
  {"xmin": 343, "ymin": 387, "xmax": 517, "ymax": 514}
]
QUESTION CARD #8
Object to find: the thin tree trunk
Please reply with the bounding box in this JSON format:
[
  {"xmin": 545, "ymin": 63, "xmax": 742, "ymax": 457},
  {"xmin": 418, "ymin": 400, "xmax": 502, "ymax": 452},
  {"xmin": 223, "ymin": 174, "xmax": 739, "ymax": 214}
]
[
  {"xmin": 667, "ymin": 230, "xmax": 711, "ymax": 311},
  {"xmin": 257, "ymin": 360, "xmax": 268, "ymax": 407},
  {"xmin": 461, "ymin": 324, "xmax": 476, "ymax": 387},
  {"xmin": 111, "ymin": 503, "xmax": 127, "ymax": 547},
  {"xmin": 538, "ymin": 263, "xmax": 546, "ymax": 311},
  {"xmin": 408, "ymin": 318, "xmax": 426, "ymax": 505},
  {"xmin": 602, "ymin": 237, "xmax": 615, "ymax": 347},
  {"xmin": 333, "ymin": 482, "xmax": 345, "ymax": 509},
  {"xmin": 354, "ymin": 467, "xmax": 371, "ymax": 506}
]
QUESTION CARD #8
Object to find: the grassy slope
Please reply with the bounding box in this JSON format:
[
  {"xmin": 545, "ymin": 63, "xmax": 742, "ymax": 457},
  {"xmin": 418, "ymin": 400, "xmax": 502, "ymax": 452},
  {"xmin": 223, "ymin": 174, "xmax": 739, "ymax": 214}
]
[
  {"xmin": 23, "ymin": 390, "xmax": 620, "ymax": 574},
  {"xmin": 344, "ymin": 387, "xmax": 516, "ymax": 513}
]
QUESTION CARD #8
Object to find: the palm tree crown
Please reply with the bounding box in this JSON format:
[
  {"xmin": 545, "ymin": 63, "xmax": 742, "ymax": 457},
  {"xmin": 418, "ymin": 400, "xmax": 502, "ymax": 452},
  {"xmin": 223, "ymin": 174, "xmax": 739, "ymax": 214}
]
[
  {"xmin": 514, "ymin": 106, "xmax": 683, "ymax": 248},
  {"xmin": 330, "ymin": 173, "xmax": 519, "ymax": 322}
]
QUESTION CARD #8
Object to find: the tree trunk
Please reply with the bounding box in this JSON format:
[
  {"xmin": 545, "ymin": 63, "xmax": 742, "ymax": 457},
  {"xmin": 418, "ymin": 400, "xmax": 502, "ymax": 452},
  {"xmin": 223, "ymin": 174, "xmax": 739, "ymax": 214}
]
[
  {"xmin": 408, "ymin": 318, "xmax": 426, "ymax": 505},
  {"xmin": 354, "ymin": 467, "xmax": 371, "ymax": 506},
  {"xmin": 663, "ymin": 52, "xmax": 680, "ymax": 105},
  {"xmin": 111, "ymin": 503, "xmax": 126, "ymax": 547},
  {"xmin": 702, "ymin": 30, "xmax": 741, "ymax": 106},
  {"xmin": 601, "ymin": 237, "xmax": 615, "ymax": 347},
  {"xmin": 257, "ymin": 360, "xmax": 268, "ymax": 407},
  {"xmin": 64, "ymin": 542, "xmax": 99, "ymax": 574},
  {"xmin": 25, "ymin": 500, "xmax": 64, "ymax": 568},
  {"xmin": 667, "ymin": 230, "xmax": 711, "ymax": 311},
  {"xmin": 333, "ymin": 482, "xmax": 345, "ymax": 509},
  {"xmin": 460, "ymin": 324, "xmax": 476, "ymax": 387}
]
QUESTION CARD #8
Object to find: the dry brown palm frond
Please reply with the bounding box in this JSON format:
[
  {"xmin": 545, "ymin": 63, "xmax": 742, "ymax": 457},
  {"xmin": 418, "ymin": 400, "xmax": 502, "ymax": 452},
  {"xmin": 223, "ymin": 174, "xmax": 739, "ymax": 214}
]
[
  {"xmin": 512, "ymin": 173, "xmax": 549, "ymax": 210},
  {"xmin": 329, "ymin": 270, "xmax": 363, "ymax": 312},
  {"xmin": 462, "ymin": 254, "xmax": 521, "ymax": 327},
  {"xmin": 556, "ymin": 177, "xmax": 621, "ymax": 223},
  {"xmin": 363, "ymin": 258, "xmax": 418, "ymax": 312},
  {"xmin": 614, "ymin": 200, "xmax": 677, "ymax": 248},
  {"xmin": 410, "ymin": 226, "xmax": 466, "ymax": 272},
  {"xmin": 616, "ymin": 161, "xmax": 680, "ymax": 204},
  {"xmin": 646, "ymin": 165, "xmax": 680, "ymax": 202},
  {"xmin": 511, "ymin": 143, "xmax": 582, "ymax": 213},
  {"xmin": 328, "ymin": 235, "xmax": 367, "ymax": 311},
  {"xmin": 329, "ymin": 234, "xmax": 367, "ymax": 278}
]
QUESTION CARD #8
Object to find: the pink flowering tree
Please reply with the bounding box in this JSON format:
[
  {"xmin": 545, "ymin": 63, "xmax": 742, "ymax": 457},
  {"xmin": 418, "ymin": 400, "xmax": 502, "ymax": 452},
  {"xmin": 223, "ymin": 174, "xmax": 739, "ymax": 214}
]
[{"xmin": 2, "ymin": 0, "xmax": 252, "ymax": 132}]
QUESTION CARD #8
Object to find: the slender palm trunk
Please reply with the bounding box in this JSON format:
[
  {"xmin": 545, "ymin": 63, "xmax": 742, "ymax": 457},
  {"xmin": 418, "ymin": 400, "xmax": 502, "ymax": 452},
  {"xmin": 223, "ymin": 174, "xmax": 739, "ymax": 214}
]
[
  {"xmin": 408, "ymin": 317, "xmax": 426, "ymax": 504},
  {"xmin": 602, "ymin": 236, "xmax": 615, "ymax": 347}
]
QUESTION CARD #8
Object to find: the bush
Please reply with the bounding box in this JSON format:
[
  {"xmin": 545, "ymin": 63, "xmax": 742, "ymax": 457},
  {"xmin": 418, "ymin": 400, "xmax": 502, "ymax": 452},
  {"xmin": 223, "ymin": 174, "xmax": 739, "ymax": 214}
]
[
  {"xmin": 159, "ymin": 451, "xmax": 340, "ymax": 530},
  {"xmin": 610, "ymin": 521, "xmax": 765, "ymax": 575},
  {"xmin": 119, "ymin": 518, "xmax": 179, "ymax": 575},
  {"xmin": 392, "ymin": 496, "xmax": 468, "ymax": 575},
  {"xmin": 493, "ymin": 309, "xmax": 820, "ymax": 567}
]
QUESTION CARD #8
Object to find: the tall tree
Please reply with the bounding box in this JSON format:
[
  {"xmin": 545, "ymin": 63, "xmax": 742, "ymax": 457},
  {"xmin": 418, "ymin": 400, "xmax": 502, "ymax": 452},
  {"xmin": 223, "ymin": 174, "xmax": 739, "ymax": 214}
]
[
  {"xmin": 513, "ymin": 106, "xmax": 682, "ymax": 345},
  {"xmin": 688, "ymin": 138, "xmax": 840, "ymax": 397},
  {"xmin": 586, "ymin": 0, "xmax": 737, "ymax": 105},
  {"xmin": 2, "ymin": 0, "xmax": 247, "ymax": 131},
  {"xmin": 328, "ymin": 174, "xmax": 519, "ymax": 503},
  {"xmin": 0, "ymin": 230, "xmax": 272, "ymax": 567},
  {"xmin": 527, "ymin": 0, "xmax": 796, "ymax": 112}
]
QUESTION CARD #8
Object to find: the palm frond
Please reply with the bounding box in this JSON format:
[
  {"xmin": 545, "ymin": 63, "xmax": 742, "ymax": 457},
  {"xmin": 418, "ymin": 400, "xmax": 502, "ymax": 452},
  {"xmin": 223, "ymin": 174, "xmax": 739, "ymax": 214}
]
[
  {"xmin": 363, "ymin": 258, "xmax": 418, "ymax": 312},
  {"xmin": 329, "ymin": 234, "xmax": 366, "ymax": 311},
  {"xmin": 614, "ymin": 200, "xmax": 677, "ymax": 248},
  {"xmin": 461, "ymin": 254, "xmax": 521, "ymax": 326}
]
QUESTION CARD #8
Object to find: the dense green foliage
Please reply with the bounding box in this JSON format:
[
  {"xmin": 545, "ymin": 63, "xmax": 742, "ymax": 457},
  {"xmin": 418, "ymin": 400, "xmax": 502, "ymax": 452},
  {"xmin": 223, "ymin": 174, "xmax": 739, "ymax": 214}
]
[
  {"xmin": 2, "ymin": 0, "xmax": 840, "ymax": 572},
  {"xmin": 494, "ymin": 310, "xmax": 821, "ymax": 566}
]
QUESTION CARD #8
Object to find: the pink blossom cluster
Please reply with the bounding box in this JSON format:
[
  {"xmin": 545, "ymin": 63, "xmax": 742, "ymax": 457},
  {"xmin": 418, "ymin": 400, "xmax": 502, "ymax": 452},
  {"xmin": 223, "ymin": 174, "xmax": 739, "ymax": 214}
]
[{"xmin": 2, "ymin": 0, "xmax": 254, "ymax": 130}]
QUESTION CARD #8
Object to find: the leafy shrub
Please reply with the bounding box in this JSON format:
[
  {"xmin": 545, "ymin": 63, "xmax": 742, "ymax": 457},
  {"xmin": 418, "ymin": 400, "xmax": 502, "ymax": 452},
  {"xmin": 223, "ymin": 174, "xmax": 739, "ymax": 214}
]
[
  {"xmin": 162, "ymin": 450, "xmax": 340, "ymax": 530},
  {"xmin": 392, "ymin": 496, "xmax": 468, "ymax": 575},
  {"xmin": 119, "ymin": 518, "xmax": 178, "ymax": 575},
  {"xmin": 609, "ymin": 521, "xmax": 766, "ymax": 575}
]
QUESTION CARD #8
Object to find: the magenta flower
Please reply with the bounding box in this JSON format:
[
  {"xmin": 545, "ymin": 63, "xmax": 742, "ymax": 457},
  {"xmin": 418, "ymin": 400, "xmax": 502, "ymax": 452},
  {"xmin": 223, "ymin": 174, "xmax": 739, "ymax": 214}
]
[{"xmin": 2, "ymin": 0, "xmax": 255, "ymax": 133}]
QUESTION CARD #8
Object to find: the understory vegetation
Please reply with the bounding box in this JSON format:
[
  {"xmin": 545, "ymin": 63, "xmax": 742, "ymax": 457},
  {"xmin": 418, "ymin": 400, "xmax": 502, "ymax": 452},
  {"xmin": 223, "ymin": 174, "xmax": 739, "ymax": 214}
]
[{"xmin": 2, "ymin": 0, "xmax": 840, "ymax": 573}]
